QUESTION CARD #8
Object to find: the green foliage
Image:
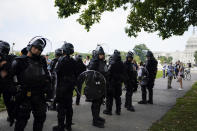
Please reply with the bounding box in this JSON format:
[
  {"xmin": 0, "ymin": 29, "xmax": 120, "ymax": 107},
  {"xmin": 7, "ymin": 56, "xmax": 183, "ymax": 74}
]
[
  {"xmin": 134, "ymin": 55, "xmax": 140, "ymax": 63},
  {"xmin": 48, "ymin": 52, "xmax": 55, "ymax": 59},
  {"xmin": 158, "ymin": 56, "xmax": 166, "ymax": 64},
  {"xmin": 167, "ymin": 56, "xmax": 173, "ymax": 64},
  {"xmin": 158, "ymin": 56, "xmax": 173, "ymax": 64},
  {"xmin": 14, "ymin": 51, "xmax": 21, "ymax": 56},
  {"xmin": 55, "ymin": 0, "xmax": 197, "ymax": 39},
  {"xmin": 133, "ymin": 44, "xmax": 149, "ymax": 62},
  {"xmin": 120, "ymin": 51, "xmax": 127, "ymax": 61},
  {"xmin": 194, "ymin": 51, "xmax": 197, "ymax": 64},
  {"xmin": 149, "ymin": 82, "xmax": 197, "ymax": 131},
  {"xmin": 0, "ymin": 96, "xmax": 5, "ymax": 112}
]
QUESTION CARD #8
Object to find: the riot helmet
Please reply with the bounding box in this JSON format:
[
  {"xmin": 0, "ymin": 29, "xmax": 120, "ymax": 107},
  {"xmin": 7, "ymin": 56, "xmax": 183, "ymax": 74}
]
[
  {"xmin": 55, "ymin": 48, "xmax": 63, "ymax": 57},
  {"xmin": 126, "ymin": 51, "xmax": 134, "ymax": 59},
  {"xmin": 95, "ymin": 45, "xmax": 105, "ymax": 60},
  {"xmin": 61, "ymin": 42, "xmax": 74, "ymax": 55},
  {"xmin": 75, "ymin": 55, "xmax": 82, "ymax": 61},
  {"xmin": 113, "ymin": 50, "xmax": 120, "ymax": 56},
  {"xmin": 112, "ymin": 49, "xmax": 121, "ymax": 61},
  {"xmin": 95, "ymin": 45, "xmax": 105, "ymax": 55},
  {"xmin": 0, "ymin": 40, "xmax": 10, "ymax": 55},
  {"xmin": 27, "ymin": 36, "xmax": 48, "ymax": 52},
  {"xmin": 21, "ymin": 47, "xmax": 28, "ymax": 56}
]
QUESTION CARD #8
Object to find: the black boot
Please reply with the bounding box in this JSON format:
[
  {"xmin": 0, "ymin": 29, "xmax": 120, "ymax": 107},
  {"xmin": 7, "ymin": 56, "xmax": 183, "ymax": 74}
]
[
  {"xmin": 147, "ymin": 100, "xmax": 153, "ymax": 104},
  {"xmin": 92, "ymin": 120, "xmax": 104, "ymax": 128},
  {"xmin": 76, "ymin": 101, "xmax": 80, "ymax": 105},
  {"xmin": 138, "ymin": 100, "xmax": 147, "ymax": 104},
  {"xmin": 127, "ymin": 106, "xmax": 135, "ymax": 112},
  {"xmin": 98, "ymin": 117, "xmax": 105, "ymax": 123},
  {"xmin": 115, "ymin": 110, "xmax": 121, "ymax": 115},
  {"xmin": 103, "ymin": 109, "xmax": 112, "ymax": 115},
  {"xmin": 53, "ymin": 125, "xmax": 64, "ymax": 131},
  {"xmin": 115, "ymin": 106, "xmax": 121, "ymax": 115},
  {"xmin": 7, "ymin": 116, "xmax": 15, "ymax": 127},
  {"xmin": 65, "ymin": 124, "xmax": 72, "ymax": 131}
]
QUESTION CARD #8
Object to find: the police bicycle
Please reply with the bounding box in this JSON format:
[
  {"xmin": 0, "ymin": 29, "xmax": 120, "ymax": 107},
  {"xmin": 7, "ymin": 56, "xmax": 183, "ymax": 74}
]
[{"xmin": 183, "ymin": 68, "xmax": 191, "ymax": 81}]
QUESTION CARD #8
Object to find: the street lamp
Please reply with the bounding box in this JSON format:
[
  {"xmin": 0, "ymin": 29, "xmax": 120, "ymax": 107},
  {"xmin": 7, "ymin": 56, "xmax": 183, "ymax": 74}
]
[{"xmin": 12, "ymin": 43, "xmax": 15, "ymax": 54}]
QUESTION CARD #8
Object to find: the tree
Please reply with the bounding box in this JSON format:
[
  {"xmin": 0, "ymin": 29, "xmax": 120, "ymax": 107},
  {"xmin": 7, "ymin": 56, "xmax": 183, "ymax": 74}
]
[
  {"xmin": 120, "ymin": 51, "xmax": 127, "ymax": 61},
  {"xmin": 194, "ymin": 51, "xmax": 197, "ymax": 64},
  {"xmin": 55, "ymin": 0, "xmax": 197, "ymax": 39},
  {"xmin": 166, "ymin": 56, "xmax": 173, "ymax": 64},
  {"xmin": 158, "ymin": 56, "xmax": 167, "ymax": 64},
  {"xmin": 158, "ymin": 56, "xmax": 173, "ymax": 64},
  {"xmin": 133, "ymin": 44, "xmax": 149, "ymax": 62}
]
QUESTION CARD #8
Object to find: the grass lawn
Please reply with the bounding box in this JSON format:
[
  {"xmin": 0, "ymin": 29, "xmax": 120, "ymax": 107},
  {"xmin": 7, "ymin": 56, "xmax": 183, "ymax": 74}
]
[
  {"xmin": 149, "ymin": 82, "xmax": 197, "ymax": 131},
  {"xmin": 156, "ymin": 70, "xmax": 163, "ymax": 79}
]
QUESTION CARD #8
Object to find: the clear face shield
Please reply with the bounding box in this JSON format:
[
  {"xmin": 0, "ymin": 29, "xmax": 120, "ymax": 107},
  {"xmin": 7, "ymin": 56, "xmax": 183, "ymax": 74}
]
[
  {"xmin": 28, "ymin": 36, "xmax": 52, "ymax": 56},
  {"xmin": 96, "ymin": 43, "xmax": 114, "ymax": 61}
]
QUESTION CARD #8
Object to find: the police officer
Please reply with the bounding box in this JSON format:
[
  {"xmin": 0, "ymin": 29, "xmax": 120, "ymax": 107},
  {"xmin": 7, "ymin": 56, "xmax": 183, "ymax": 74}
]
[
  {"xmin": 103, "ymin": 50, "xmax": 125, "ymax": 115},
  {"xmin": 88, "ymin": 45, "xmax": 107, "ymax": 128},
  {"xmin": 75, "ymin": 54, "xmax": 86, "ymax": 105},
  {"xmin": 50, "ymin": 48, "xmax": 62, "ymax": 74},
  {"xmin": 123, "ymin": 51, "xmax": 137, "ymax": 112},
  {"xmin": 49, "ymin": 48, "xmax": 63, "ymax": 110},
  {"xmin": 138, "ymin": 51, "xmax": 157, "ymax": 104},
  {"xmin": 12, "ymin": 37, "xmax": 52, "ymax": 131},
  {"xmin": 0, "ymin": 41, "xmax": 16, "ymax": 125},
  {"xmin": 21, "ymin": 47, "xmax": 28, "ymax": 56},
  {"xmin": 53, "ymin": 42, "xmax": 77, "ymax": 131}
]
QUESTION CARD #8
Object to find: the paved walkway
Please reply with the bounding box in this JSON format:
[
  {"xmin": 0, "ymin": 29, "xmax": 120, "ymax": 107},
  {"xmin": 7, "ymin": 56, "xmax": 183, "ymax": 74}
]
[{"xmin": 0, "ymin": 73, "xmax": 196, "ymax": 131}]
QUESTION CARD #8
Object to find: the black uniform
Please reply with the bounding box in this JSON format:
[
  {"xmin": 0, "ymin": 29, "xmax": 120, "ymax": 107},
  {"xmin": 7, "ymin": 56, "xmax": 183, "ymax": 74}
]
[
  {"xmin": 0, "ymin": 55, "xmax": 16, "ymax": 124},
  {"xmin": 49, "ymin": 48, "xmax": 63, "ymax": 110},
  {"xmin": 12, "ymin": 55, "xmax": 51, "ymax": 131},
  {"xmin": 75, "ymin": 55, "xmax": 86, "ymax": 105},
  {"xmin": 87, "ymin": 46, "xmax": 107, "ymax": 128},
  {"xmin": 54, "ymin": 42, "xmax": 77, "ymax": 131},
  {"xmin": 0, "ymin": 41, "xmax": 16, "ymax": 125},
  {"xmin": 123, "ymin": 52, "xmax": 137, "ymax": 111},
  {"xmin": 88, "ymin": 58, "xmax": 107, "ymax": 127},
  {"xmin": 144, "ymin": 52, "xmax": 158, "ymax": 104},
  {"xmin": 103, "ymin": 50, "xmax": 124, "ymax": 115},
  {"xmin": 12, "ymin": 37, "xmax": 52, "ymax": 131}
]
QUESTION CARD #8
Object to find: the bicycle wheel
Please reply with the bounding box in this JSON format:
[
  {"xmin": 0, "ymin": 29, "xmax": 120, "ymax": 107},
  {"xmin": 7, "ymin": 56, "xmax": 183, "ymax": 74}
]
[
  {"xmin": 183, "ymin": 73, "xmax": 187, "ymax": 80},
  {"xmin": 187, "ymin": 74, "xmax": 191, "ymax": 80}
]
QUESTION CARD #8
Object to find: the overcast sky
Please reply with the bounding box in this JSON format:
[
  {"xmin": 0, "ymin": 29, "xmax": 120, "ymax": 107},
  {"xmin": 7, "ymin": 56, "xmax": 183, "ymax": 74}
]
[{"xmin": 0, "ymin": 0, "xmax": 195, "ymax": 54}]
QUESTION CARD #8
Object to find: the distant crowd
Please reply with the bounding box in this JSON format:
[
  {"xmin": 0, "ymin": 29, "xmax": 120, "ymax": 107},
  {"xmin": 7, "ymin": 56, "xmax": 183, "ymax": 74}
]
[{"xmin": 162, "ymin": 61, "xmax": 192, "ymax": 90}]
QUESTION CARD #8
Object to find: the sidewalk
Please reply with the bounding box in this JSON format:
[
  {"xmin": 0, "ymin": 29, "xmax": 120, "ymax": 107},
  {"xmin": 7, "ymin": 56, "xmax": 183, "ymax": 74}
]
[{"xmin": 0, "ymin": 74, "xmax": 196, "ymax": 131}]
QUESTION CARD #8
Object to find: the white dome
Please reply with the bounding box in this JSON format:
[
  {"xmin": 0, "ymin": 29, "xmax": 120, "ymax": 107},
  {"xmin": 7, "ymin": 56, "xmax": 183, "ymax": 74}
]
[
  {"xmin": 187, "ymin": 34, "xmax": 197, "ymax": 44},
  {"xmin": 185, "ymin": 29, "xmax": 197, "ymax": 52}
]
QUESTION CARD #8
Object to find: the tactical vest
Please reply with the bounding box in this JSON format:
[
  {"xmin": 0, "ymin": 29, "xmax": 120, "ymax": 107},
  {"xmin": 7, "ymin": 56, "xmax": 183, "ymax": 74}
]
[
  {"xmin": 21, "ymin": 58, "xmax": 46, "ymax": 87},
  {"xmin": 98, "ymin": 60, "xmax": 108, "ymax": 76}
]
